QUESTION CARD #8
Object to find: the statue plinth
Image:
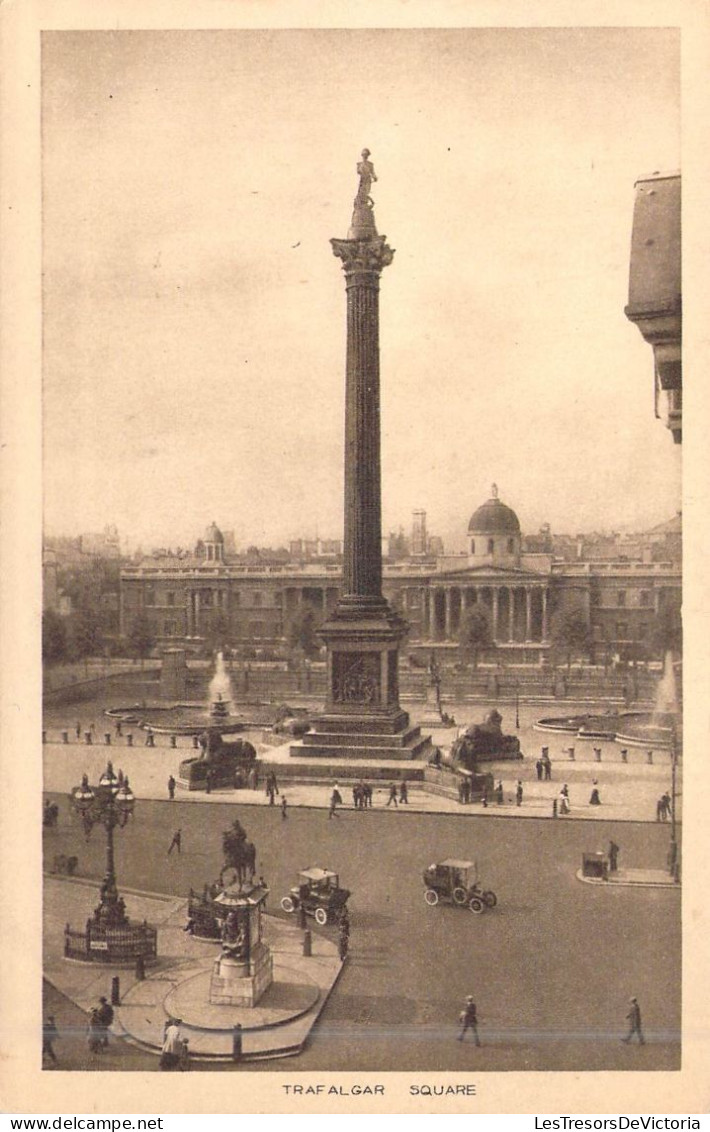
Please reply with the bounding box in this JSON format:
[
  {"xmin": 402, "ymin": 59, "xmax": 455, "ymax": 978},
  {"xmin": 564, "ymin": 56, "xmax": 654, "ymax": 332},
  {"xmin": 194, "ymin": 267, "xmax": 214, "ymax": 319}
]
[
  {"xmin": 209, "ymin": 941, "xmax": 273, "ymax": 1008},
  {"xmin": 207, "ymin": 878, "xmax": 273, "ymax": 1007}
]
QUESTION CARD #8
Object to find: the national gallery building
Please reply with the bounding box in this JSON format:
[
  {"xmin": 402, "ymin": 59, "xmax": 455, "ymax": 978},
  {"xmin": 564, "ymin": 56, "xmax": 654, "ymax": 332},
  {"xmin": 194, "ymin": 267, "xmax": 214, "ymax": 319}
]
[{"xmin": 119, "ymin": 490, "xmax": 681, "ymax": 664}]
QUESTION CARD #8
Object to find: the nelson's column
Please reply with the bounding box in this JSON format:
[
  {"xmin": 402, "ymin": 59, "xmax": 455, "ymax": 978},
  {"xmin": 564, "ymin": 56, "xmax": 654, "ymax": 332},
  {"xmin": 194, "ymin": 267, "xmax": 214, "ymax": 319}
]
[{"xmin": 298, "ymin": 152, "xmax": 431, "ymax": 762}]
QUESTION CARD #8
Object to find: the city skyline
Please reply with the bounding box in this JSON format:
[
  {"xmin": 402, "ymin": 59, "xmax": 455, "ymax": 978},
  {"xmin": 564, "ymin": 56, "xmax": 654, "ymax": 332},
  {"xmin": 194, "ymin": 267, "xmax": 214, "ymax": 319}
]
[{"xmin": 42, "ymin": 28, "xmax": 680, "ymax": 551}]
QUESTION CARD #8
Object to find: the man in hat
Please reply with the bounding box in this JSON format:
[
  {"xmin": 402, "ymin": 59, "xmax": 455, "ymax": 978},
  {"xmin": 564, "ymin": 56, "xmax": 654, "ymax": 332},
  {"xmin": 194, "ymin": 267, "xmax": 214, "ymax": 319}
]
[
  {"xmin": 622, "ymin": 997, "xmax": 645, "ymax": 1044},
  {"xmin": 97, "ymin": 995, "xmax": 114, "ymax": 1048},
  {"xmin": 457, "ymin": 996, "xmax": 481, "ymax": 1045}
]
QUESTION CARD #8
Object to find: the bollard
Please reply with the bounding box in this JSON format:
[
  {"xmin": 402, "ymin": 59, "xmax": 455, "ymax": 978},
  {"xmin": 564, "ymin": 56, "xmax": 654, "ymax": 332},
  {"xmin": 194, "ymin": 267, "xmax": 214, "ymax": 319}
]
[
  {"xmin": 135, "ymin": 955, "xmax": 145, "ymax": 981},
  {"xmin": 105, "ymin": 733, "xmax": 112, "ymax": 745},
  {"xmin": 127, "ymin": 733, "xmax": 133, "ymax": 747},
  {"xmin": 647, "ymin": 750, "xmax": 654, "ymax": 765},
  {"xmin": 594, "ymin": 747, "xmax": 602, "ymax": 762},
  {"xmin": 42, "ymin": 731, "xmax": 47, "ymax": 743},
  {"xmin": 303, "ymin": 929, "xmax": 312, "ymax": 957},
  {"xmin": 620, "ymin": 748, "xmax": 628, "ymax": 763},
  {"xmin": 232, "ymin": 1023, "xmax": 243, "ymax": 1062},
  {"xmin": 62, "ymin": 730, "xmax": 69, "ymax": 744},
  {"xmin": 170, "ymin": 735, "xmax": 177, "ymax": 749},
  {"xmin": 85, "ymin": 731, "xmax": 93, "ymax": 745},
  {"xmin": 568, "ymin": 746, "xmax": 575, "ymax": 761},
  {"xmin": 111, "ymin": 975, "xmax": 120, "ymax": 1006},
  {"xmin": 299, "ymin": 904, "xmax": 307, "ymax": 930}
]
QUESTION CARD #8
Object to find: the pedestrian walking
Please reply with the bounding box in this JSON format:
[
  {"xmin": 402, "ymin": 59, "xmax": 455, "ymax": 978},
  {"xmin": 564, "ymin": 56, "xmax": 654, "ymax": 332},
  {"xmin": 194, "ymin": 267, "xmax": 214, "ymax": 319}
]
[
  {"xmin": 457, "ymin": 996, "xmax": 481, "ymax": 1045},
  {"xmin": 386, "ymin": 782, "xmax": 399, "ymax": 807},
  {"xmin": 363, "ymin": 782, "xmax": 373, "ymax": 808},
  {"xmin": 558, "ymin": 787, "xmax": 570, "ymax": 815},
  {"xmin": 495, "ymin": 780, "xmax": 504, "ymax": 805},
  {"xmin": 145, "ymin": 727, "xmax": 155, "ymax": 747},
  {"xmin": 167, "ymin": 828, "xmax": 182, "ymax": 855},
  {"xmin": 281, "ymin": 796, "xmax": 288, "ymax": 820},
  {"xmin": 621, "ymin": 997, "xmax": 645, "ymax": 1044},
  {"xmin": 75, "ymin": 721, "xmax": 82, "ymax": 739},
  {"xmin": 535, "ymin": 759, "xmax": 543, "ymax": 781},
  {"xmin": 662, "ymin": 792, "xmax": 672, "ymax": 820},
  {"xmin": 160, "ymin": 1018, "xmax": 186, "ymax": 1070},
  {"xmin": 543, "ymin": 754, "xmax": 552, "ymax": 780},
  {"xmin": 352, "ymin": 783, "xmax": 362, "ymax": 809},
  {"xmin": 42, "ymin": 1016, "xmax": 60, "ymax": 1065},
  {"xmin": 399, "ymin": 779, "xmax": 409, "ymax": 804},
  {"xmin": 87, "ymin": 1008, "xmax": 103, "ymax": 1053},
  {"xmin": 97, "ymin": 996, "xmax": 114, "ymax": 1049},
  {"xmin": 205, "ymin": 768, "xmax": 212, "ymax": 794},
  {"xmin": 516, "ymin": 780, "xmax": 523, "ymax": 807},
  {"xmin": 167, "ymin": 775, "xmax": 176, "ymax": 800},
  {"xmin": 115, "ymin": 719, "xmax": 123, "ymax": 737},
  {"xmin": 329, "ymin": 785, "xmax": 342, "ymax": 819},
  {"xmin": 589, "ymin": 782, "xmax": 601, "ymax": 805}
]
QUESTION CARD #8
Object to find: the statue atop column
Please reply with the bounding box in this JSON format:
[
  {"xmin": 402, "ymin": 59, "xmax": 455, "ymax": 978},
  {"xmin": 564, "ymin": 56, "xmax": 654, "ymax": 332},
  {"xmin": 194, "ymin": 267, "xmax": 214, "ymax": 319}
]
[
  {"xmin": 347, "ymin": 147, "xmax": 380, "ymax": 240},
  {"xmin": 355, "ymin": 148, "xmax": 377, "ymax": 209}
]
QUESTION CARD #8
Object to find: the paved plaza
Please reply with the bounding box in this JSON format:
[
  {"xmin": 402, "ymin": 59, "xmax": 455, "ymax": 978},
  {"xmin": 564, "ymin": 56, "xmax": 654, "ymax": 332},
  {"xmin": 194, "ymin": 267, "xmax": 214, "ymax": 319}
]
[{"xmin": 43, "ymin": 698, "xmax": 680, "ymax": 826}]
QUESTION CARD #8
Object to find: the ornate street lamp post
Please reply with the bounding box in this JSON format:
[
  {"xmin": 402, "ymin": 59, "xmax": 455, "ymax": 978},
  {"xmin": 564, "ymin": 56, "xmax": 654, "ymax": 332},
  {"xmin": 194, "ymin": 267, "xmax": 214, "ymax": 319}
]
[
  {"xmin": 71, "ymin": 763, "xmax": 134, "ymax": 924},
  {"xmin": 668, "ymin": 720, "xmax": 680, "ymax": 882},
  {"xmin": 65, "ymin": 763, "xmax": 157, "ymax": 962}
]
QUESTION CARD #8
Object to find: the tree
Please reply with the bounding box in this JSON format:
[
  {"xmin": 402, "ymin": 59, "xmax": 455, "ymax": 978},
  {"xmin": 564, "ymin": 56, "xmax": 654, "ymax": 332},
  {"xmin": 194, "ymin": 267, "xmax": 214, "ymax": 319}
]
[
  {"xmin": 206, "ymin": 612, "xmax": 231, "ymax": 655},
  {"xmin": 650, "ymin": 603, "xmax": 682, "ymax": 660},
  {"xmin": 127, "ymin": 613, "xmax": 156, "ymax": 667},
  {"xmin": 550, "ymin": 605, "xmax": 592, "ymax": 672},
  {"xmin": 42, "ymin": 610, "xmax": 67, "ymax": 665},
  {"xmin": 286, "ymin": 605, "xmax": 321, "ymax": 659},
  {"xmin": 458, "ymin": 607, "xmax": 492, "ymax": 669}
]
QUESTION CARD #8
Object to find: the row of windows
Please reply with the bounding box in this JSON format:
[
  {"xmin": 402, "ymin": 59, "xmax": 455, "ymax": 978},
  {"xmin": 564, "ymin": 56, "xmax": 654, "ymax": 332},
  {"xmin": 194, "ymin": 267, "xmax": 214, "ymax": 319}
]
[
  {"xmin": 470, "ymin": 538, "xmax": 517, "ymax": 555},
  {"xmin": 140, "ymin": 589, "xmax": 281, "ymax": 609}
]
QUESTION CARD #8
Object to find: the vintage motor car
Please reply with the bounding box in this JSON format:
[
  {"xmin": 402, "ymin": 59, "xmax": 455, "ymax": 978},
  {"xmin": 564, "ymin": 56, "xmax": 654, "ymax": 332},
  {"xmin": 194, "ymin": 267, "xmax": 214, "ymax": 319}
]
[
  {"xmin": 280, "ymin": 867, "xmax": 350, "ymax": 925},
  {"xmin": 423, "ymin": 858, "xmax": 497, "ymax": 914}
]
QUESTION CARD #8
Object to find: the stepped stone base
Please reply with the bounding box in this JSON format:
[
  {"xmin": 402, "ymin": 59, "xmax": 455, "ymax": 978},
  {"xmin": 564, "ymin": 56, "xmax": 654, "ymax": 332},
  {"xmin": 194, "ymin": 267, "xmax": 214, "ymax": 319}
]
[
  {"xmin": 292, "ymin": 719, "xmax": 433, "ymax": 762},
  {"xmin": 209, "ymin": 943, "xmax": 273, "ymax": 1008}
]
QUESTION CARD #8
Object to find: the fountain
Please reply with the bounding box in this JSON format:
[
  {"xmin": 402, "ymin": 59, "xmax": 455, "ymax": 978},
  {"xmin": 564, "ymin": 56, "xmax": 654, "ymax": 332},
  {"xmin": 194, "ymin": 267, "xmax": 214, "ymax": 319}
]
[
  {"xmin": 535, "ymin": 652, "xmax": 681, "ymax": 751},
  {"xmin": 106, "ymin": 651, "xmax": 247, "ymax": 736}
]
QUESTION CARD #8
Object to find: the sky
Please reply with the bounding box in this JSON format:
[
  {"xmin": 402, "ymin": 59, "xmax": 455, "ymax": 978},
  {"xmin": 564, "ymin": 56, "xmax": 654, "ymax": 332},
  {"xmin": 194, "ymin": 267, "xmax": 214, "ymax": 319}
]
[{"xmin": 41, "ymin": 27, "xmax": 681, "ymax": 554}]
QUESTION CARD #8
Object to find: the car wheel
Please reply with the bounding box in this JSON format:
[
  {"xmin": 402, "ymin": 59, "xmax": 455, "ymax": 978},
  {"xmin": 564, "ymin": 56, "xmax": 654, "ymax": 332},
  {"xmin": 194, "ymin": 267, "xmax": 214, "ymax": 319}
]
[
  {"xmin": 469, "ymin": 897, "xmax": 485, "ymax": 914},
  {"xmin": 452, "ymin": 887, "xmax": 468, "ymax": 905},
  {"xmin": 281, "ymin": 896, "xmax": 295, "ymax": 913},
  {"xmin": 314, "ymin": 907, "xmax": 328, "ymax": 926},
  {"xmin": 424, "ymin": 889, "xmax": 439, "ymax": 906},
  {"xmin": 483, "ymin": 890, "xmax": 497, "ymax": 908}
]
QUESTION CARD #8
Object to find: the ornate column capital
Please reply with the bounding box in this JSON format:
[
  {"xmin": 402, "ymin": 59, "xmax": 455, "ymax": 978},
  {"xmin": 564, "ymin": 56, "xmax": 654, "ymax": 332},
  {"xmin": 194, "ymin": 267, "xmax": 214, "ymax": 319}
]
[{"xmin": 331, "ymin": 235, "xmax": 395, "ymax": 278}]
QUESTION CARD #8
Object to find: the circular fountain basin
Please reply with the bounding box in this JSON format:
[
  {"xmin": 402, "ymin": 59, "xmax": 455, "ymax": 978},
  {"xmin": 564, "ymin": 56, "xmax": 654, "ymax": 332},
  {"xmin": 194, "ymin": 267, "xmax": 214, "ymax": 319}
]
[
  {"xmin": 105, "ymin": 703, "xmax": 246, "ymax": 736},
  {"xmin": 534, "ymin": 710, "xmax": 676, "ymax": 750}
]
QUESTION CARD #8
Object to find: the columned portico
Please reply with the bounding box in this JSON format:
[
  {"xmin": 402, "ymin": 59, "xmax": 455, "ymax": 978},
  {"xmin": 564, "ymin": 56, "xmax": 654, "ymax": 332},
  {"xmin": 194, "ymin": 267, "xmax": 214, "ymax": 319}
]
[{"xmin": 422, "ymin": 578, "xmax": 550, "ymax": 649}]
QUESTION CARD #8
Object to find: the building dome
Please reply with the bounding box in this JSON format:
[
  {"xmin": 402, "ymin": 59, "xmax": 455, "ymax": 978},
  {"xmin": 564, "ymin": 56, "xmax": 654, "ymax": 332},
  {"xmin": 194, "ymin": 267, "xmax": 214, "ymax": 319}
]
[
  {"xmin": 468, "ymin": 486, "xmax": 520, "ymax": 536},
  {"xmin": 205, "ymin": 522, "xmax": 224, "ymax": 544}
]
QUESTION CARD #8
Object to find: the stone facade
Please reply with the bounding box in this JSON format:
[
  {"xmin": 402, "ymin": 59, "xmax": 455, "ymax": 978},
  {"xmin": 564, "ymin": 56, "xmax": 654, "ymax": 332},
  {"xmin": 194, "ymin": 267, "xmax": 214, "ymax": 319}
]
[{"xmin": 120, "ymin": 508, "xmax": 680, "ymax": 663}]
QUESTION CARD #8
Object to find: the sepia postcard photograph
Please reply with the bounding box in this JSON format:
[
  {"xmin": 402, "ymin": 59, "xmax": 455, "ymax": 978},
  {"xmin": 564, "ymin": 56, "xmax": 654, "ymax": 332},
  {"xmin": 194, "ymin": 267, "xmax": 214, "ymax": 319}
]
[{"xmin": 1, "ymin": 0, "xmax": 709, "ymax": 1118}]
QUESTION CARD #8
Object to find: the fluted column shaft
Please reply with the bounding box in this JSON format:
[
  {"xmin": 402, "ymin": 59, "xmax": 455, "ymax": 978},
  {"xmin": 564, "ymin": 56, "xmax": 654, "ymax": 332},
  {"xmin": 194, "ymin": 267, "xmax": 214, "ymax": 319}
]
[
  {"xmin": 331, "ymin": 235, "xmax": 394, "ymax": 611},
  {"xmin": 344, "ymin": 272, "xmax": 382, "ymax": 597}
]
